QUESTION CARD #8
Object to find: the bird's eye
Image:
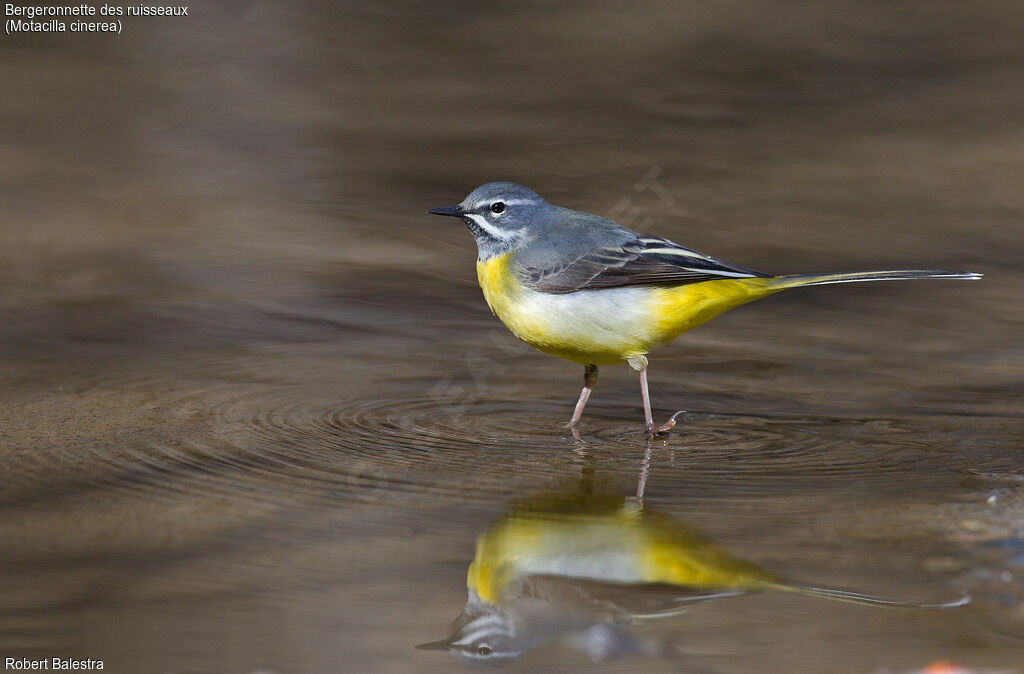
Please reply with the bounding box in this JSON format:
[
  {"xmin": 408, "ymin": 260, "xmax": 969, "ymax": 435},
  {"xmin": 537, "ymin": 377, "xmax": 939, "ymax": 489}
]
[
  {"xmin": 490, "ymin": 202, "xmax": 506, "ymax": 214},
  {"xmin": 477, "ymin": 645, "xmax": 492, "ymax": 656}
]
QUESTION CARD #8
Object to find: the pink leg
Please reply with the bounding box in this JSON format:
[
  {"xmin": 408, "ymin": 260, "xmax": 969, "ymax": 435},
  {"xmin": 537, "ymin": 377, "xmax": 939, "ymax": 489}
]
[
  {"xmin": 568, "ymin": 365, "xmax": 599, "ymax": 433},
  {"xmin": 636, "ymin": 438, "xmax": 653, "ymax": 502},
  {"xmin": 638, "ymin": 366, "xmax": 685, "ymax": 437},
  {"xmin": 639, "ymin": 367, "xmax": 655, "ymax": 430}
]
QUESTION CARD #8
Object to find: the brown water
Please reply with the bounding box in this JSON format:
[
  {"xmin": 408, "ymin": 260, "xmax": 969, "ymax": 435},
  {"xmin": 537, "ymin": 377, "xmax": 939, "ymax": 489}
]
[{"xmin": 1, "ymin": 1, "xmax": 1023, "ymax": 672}]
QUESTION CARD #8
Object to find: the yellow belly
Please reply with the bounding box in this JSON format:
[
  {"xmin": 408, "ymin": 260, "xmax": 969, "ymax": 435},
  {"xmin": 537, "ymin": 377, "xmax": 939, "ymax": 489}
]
[
  {"xmin": 467, "ymin": 495, "xmax": 778, "ymax": 605},
  {"xmin": 476, "ymin": 254, "xmax": 778, "ymax": 365}
]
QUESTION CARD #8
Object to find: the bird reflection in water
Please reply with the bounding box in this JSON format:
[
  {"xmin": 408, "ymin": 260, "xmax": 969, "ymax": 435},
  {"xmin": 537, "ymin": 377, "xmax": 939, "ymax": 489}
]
[{"xmin": 418, "ymin": 442, "xmax": 967, "ymax": 664}]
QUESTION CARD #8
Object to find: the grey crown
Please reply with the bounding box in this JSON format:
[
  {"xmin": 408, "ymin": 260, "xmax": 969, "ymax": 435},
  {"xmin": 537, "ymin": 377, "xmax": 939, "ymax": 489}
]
[{"xmin": 431, "ymin": 181, "xmax": 767, "ymax": 294}]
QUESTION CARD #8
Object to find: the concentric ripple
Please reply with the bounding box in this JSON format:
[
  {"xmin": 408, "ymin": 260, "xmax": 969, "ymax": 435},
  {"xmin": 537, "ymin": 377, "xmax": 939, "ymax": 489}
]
[
  {"xmin": 86, "ymin": 382, "xmax": 984, "ymax": 511},
  {"xmin": 6, "ymin": 334, "xmax": 1006, "ymax": 522}
]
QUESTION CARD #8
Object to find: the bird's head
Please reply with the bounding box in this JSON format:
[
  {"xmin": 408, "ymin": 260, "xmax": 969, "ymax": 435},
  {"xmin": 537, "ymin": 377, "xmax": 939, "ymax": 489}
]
[
  {"xmin": 416, "ymin": 593, "xmax": 528, "ymax": 666},
  {"xmin": 429, "ymin": 182, "xmax": 549, "ymax": 259}
]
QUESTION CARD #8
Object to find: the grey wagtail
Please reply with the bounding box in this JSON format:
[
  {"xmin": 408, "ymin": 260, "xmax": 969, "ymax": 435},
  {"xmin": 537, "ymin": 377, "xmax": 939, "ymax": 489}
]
[
  {"xmin": 429, "ymin": 182, "xmax": 982, "ymax": 437},
  {"xmin": 418, "ymin": 491, "xmax": 966, "ymax": 663}
]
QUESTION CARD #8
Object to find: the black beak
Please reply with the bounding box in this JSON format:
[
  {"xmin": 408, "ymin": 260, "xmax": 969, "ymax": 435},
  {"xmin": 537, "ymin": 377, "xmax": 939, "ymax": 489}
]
[
  {"xmin": 428, "ymin": 205, "xmax": 465, "ymax": 218},
  {"xmin": 414, "ymin": 639, "xmax": 452, "ymax": 651}
]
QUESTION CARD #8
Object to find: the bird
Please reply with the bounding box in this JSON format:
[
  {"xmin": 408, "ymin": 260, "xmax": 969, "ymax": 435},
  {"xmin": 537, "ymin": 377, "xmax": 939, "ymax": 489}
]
[
  {"xmin": 428, "ymin": 182, "xmax": 982, "ymax": 437},
  {"xmin": 417, "ymin": 491, "xmax": 966, "ymax": 664}
]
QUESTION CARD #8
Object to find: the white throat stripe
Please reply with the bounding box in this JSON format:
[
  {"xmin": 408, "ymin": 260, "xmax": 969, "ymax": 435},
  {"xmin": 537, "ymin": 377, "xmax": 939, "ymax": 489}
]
[{"xmin": 465, "ymin": 213, "xmax": 515, "ymax": 240}]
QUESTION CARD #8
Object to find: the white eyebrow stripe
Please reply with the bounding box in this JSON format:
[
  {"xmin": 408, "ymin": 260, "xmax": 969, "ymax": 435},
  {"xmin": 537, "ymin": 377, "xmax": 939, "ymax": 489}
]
[
  {"xmin": 464, "ymin": 213, "xmax": 515, "ymax": 241},
  {"xmin": 465, "ymin": 198, "xmax": 534, "ymax": 209}
]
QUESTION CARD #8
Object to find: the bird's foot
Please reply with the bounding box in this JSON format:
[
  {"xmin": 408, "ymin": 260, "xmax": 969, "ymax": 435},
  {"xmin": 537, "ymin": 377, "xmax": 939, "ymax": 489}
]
[{"xmin": 645, "ymin": 411, "xmax": 686, "ymax": 438}]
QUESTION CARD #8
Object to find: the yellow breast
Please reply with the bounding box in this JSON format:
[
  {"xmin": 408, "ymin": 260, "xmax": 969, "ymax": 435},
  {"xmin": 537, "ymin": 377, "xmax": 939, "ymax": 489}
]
[
  {"xmin": 466, "ymin": 494, "xmax": 778, "ymax": 605},
  {"xmin": 476, "ymin": 253, "xmax": 613, "ymax": 364},
  {"xmin": 476, "ymin": 253, "xmax": 779, "ymax": 365},
  {"xmin": 475, "ymin": 253, "xmax": 521, "ymax": 325}
]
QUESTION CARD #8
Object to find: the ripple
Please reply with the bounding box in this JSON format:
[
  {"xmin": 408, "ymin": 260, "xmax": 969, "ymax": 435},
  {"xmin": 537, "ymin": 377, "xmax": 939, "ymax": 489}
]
[
  {"xmin": 100, "ymin": 385, "xmax": 975, "ymax": 509},
  {"xmin": 7, "ymin": 344, "xmax": 990, "ymax": 517}
]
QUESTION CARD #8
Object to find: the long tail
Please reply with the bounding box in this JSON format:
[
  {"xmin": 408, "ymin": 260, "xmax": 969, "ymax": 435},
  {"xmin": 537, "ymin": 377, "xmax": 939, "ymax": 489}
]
[
  {"xmin": 766, "ymin": 269, "xmax": 982, "ymax": 290},
  {"xmin": 767, "ymin": 582, "xmax": 970, "ymax": 609}
]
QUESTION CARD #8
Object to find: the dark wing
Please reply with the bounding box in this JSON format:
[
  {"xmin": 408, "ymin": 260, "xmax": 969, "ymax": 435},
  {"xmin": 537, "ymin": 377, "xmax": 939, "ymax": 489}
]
[{"xmin": 523, "ymin": 235, "xmax": 770, "ymax": 294}]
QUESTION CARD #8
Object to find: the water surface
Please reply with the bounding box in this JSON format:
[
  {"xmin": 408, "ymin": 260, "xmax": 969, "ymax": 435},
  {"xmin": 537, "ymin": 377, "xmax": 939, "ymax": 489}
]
[{"xmin": 1, "ymin": 1, "xmax": 1022, "ymax": 672}]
